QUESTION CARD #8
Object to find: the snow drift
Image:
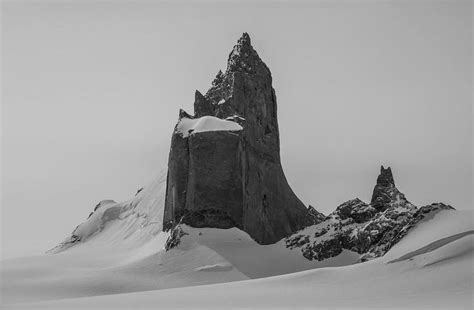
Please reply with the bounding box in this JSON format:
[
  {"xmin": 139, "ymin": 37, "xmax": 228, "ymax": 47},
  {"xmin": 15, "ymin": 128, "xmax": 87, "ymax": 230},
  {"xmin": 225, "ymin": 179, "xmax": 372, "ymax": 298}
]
[{"xmin": 3, "ymin": 206, "xmax": 472, "ymax": 309}]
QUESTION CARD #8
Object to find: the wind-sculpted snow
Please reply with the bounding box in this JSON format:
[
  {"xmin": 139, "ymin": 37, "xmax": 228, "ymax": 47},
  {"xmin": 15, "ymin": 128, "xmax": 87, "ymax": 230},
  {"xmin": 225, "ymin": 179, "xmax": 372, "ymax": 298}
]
[
  {"xmin": 388, "ymin": 230, "xmax": 474, "ymax": 263},
  {"xmin": 48, "ymin": 170, "xmax": 168, "ymax": 254},
  {"xmin": 2, "ymin": 222, "xmax": 358, "ymax": 304},
  {"xmin": 3, "ymin": 160, "xmax": 357, "ymax": 305},
  {"xmin": 7, "ymin": 209, "xmax": 472, "ymax": 309}
]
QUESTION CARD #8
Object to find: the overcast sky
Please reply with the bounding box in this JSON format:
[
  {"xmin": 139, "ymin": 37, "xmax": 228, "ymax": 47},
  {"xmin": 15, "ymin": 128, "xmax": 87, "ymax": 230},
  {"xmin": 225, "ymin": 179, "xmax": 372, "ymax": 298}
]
[{"xmin": 1, "ymin": 0, "xmax": 472, "ymax": 259}]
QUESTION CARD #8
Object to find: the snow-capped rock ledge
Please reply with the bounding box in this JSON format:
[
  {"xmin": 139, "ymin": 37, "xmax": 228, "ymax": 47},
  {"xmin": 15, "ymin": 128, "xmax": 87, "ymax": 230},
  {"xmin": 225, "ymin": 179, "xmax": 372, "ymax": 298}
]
[{"xmin": 175, "ymin": 116, "xmax": 243, "ymax": 138}]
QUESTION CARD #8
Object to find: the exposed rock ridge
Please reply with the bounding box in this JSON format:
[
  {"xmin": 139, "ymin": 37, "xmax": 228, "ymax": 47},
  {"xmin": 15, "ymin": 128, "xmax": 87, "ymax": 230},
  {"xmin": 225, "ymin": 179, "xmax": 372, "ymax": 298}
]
[
  {"xmin": 163, "ymin": 33, "xmax": 317, "ymax": 244},
  {"xmin": 285, "ymin": 166, "xmax": 455, "ymax": 262},
  {"xmin": 371, "ymin": 165, "xmax": 408, "ymax": 211}
]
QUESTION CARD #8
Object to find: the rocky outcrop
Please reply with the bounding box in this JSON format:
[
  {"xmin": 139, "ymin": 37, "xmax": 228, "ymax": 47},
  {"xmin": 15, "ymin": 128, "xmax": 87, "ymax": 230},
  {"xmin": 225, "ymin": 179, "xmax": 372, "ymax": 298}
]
[
  {"xmin": 370, "ymin": 165, "xmax": 408, "ymax": 211},
  {"xmin": 333, "ymin": 198, "xmax": 375, "ymax": 223},
  {"xmin": 361, "ymin": 202, "xmax": 455, "ymax": 261},
  {"xmin": 307, "ymin": 205, "xmax": 326, "ymax": 223},
  {"xmin": 165, "ymin": 224, "xmax": 189, "ymax": 251},
  {"xmin": 163, "ymin": 33, "xmax": 314, "ymax": 244},
  {"xmin": 285, "ymin": 166, "xmax": 455, "ymax": 262}
]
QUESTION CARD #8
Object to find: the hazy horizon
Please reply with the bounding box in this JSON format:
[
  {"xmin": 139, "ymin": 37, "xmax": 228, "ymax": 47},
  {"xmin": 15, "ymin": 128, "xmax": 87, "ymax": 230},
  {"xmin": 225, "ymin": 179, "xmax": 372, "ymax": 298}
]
[{"xmin": 2, "ymin": 0, "xmax": 472, "ymax": 259}]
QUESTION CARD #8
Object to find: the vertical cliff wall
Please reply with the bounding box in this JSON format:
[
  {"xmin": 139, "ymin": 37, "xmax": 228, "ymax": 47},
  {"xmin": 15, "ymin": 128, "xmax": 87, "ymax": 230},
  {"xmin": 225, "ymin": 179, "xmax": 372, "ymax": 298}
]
[{"xmin": 163, "ymin": 33, "xmax": 315, "ymax": 244}]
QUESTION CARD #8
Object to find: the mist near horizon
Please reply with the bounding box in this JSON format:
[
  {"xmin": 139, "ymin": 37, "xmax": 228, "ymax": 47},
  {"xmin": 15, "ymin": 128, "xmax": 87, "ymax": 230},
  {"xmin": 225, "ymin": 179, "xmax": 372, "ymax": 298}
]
[{"xmin": 1, "ymin": 1, "xmax": 472, "ymax": 259}]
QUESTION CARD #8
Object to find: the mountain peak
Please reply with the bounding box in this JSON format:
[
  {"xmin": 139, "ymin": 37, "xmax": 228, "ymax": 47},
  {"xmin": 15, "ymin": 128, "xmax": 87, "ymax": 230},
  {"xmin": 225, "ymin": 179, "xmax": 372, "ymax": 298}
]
[
  {"xmin": 370, "ymin": 165, "xmax": 411, "ymax": 211},
  {"xmin": 200, "ymin": 33, "xmax": 273, "ymax": 118},
  {"xmin": 164, "ymin": 33, "xmax": 312, "ymax": 244},
  {"xmin": 229, "ymin": 32, "xmax": 252, "ymax": 58},
  {"xmin": 377, "ymin": 165, "xmax": 395, "ymax": 187},
  {"xmin": 226, "ymin": 32, "xmax": 269, "ymax": 75},
  {"xmin": 238, "ymin": 32, "xmax": 251, "ymax": 47}
]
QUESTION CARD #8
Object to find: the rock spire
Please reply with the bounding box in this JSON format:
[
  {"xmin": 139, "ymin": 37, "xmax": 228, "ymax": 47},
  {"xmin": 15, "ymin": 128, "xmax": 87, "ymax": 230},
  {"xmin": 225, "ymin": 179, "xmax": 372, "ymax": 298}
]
[{"xmin": 163, "ymin": 33, "xmax": 314, "ymax": 244}]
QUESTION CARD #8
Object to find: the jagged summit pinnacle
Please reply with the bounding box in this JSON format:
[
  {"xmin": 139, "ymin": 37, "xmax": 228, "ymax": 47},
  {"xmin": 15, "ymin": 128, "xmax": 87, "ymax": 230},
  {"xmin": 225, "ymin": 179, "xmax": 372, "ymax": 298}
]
[
  {"xmin": 227, "ymin": 32, "xmax": 253, "ymax": 63},
  {"xmin": 193, "ymin": 33, "xmax": 273, "ymax": 119},
  {"xmin": 225, "ymin": 32, "xmax": 270, "ymax": 75},
  {"xmin": 232, "ymin": 32, "xmax": 252, "ymax": 51},
  {"xmin": 164, "ymin": 33, "xmax": 313, "ymax": 244},
  {"xmin": 371, "ymin": 165, "xmax": 410, "ymax": 211},
  {"xmin": 376, "ymin": 165, "xmax": 395, "ymax": 187},
  {"xmin": 240, "ymin": 32, "xmax": 251, "ymax": 44}
]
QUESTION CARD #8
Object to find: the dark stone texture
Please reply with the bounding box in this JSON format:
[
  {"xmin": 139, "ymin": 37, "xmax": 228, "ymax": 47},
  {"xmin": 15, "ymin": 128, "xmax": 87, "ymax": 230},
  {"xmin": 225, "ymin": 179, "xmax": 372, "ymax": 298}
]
[
  {"xmin": 164, "ymin": 130, "xmax": 244, "ymax": 232},
  {"xmin": 193, "ymin": 90, "xmax": 214, "ymax": 118},
  {"xmin": 285, "ymin": 166, "xmax": 453, "ymax": 262},
  {"xmin": 333, "ymin": 198, "xmax": 376, "ymax": 224},
  {"xmin": 163, "ymin": 33, "xmax": 313, "ymax": 244},
  {"xmin": 371, "ymin": 165, "xmax": 408, "ymax": 211},
  {"xmin": 179, "ymin": 108, "xmax": 193, "ymax": 120},
  {"xmin": 307, "ymin": 205, "xmax": 326, "ymax": 224},
  {"xmin": 362, "ymin": 202, "xmax": 456, "ymax": 260}
]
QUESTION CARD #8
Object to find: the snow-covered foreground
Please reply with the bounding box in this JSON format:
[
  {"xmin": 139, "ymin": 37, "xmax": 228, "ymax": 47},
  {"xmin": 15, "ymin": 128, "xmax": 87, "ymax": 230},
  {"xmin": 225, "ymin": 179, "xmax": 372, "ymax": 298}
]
[
  {"xmin": 0, "ymin": 173, "xmax": 358, "ymax": 306},
  {"xmin": 1, "ymin": 222, "xmax": 359, "ymax": 305},
  {"xmin": 2, "ymin": 212, "xmax": 472, "ymax": 309},
  {"xmin": 1, "ymin": 172, "xmax": 472, "ymax": 309}
]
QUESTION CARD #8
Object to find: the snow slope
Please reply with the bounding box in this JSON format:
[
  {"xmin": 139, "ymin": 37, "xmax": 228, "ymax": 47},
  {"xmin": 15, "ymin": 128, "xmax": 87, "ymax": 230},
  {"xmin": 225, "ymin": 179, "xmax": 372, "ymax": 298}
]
[
  {"xmin": 46, "ymin": 171, "xmax": 168, "ymax": 255},
  {"xmin": 5, "ymin": 209, "xmax": 472, "ymax": 309},
  {"xmin": 1, "ymin": 168, "xmax": 472, "ymax": 308},
  {"xmin": 0, "ymin": 172, "xmax": 359, "ymax": 305}
]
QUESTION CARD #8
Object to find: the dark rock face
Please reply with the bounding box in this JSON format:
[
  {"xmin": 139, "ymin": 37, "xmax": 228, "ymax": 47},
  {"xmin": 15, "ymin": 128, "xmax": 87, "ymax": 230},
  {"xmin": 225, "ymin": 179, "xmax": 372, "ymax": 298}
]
[
  {"xmin": 363, "ymin": 202, "xmax": 456, "ymax": 260},
  {"xmin": 307, "ymin": 205, "xmax": 326, "ymax": 223},
  {"xmin": 285, "ymin": 166, "xmax": 455, "ymax": 262},
  {"xmin": 370, "ymin": 165, "xmax": 408, "ymax": 211},
  {"xmin": 333, "ymin": 198, "xmax": 376, "ymax": 224},
  {"xmin": 163, "ymin": 33, "xmax": 313, "ymax": 244},
  {"xmin": 193, "ymin": 91, "xmax": 214, "ymax": 118},
  {"xmin": 164, "ymin": 130, "xmax": 244, "ymax": 232}
]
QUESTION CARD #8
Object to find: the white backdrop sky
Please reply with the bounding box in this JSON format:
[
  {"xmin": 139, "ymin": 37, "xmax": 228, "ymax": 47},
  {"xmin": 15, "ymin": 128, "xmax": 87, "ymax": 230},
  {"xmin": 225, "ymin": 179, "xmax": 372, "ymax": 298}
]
[{"xmin": 1, "ymin": 0, "xmax": 472, "ymax": 259}]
